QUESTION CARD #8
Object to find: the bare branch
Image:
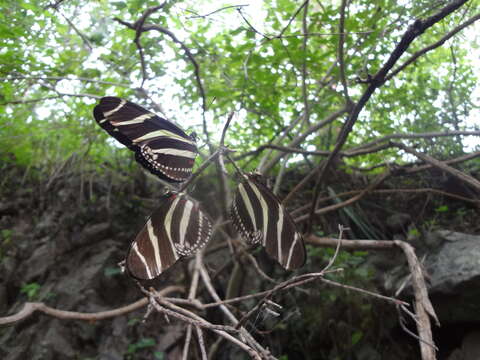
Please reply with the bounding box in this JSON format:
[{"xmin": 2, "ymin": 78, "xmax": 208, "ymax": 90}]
[
  {"xmin": 1, "ymin": 92, "xmax": 101, "ymax": 106},
  {"xmin": 187, "ymin": 4, "xmax": 250, "ymax": 19},
  {"xmin": 277, "ymin": 0, "xmax": 310, "ymax": 38},
  {"xmin": 394, "ymin": 241, "xmax": 439, "ymax": 359},
  {"xmin": 306, "ymin": 0, "xmax": 470, "ymax": 233},
  {"xmin": 261, "ymin": 106, "xmax": 348, "ymax": 173},
  {"xmin": 384, "ymin": 12, "xmax": 480, "ymax": 83},
  {"xmin": 0, "ymin": 75, "xmax": 130, "ymax": 87},
  {"xmin": 237, "ymin": 131, "xmax": 480, "ymax": 161},
  {"xmin": 352, "ymin": 130, "xmax": 480, "ymax": 152},
  {"xmin": 296, "ymin": 170, "xmax": 390, "ymax": 223},
  {"xmin": 300, "ymin": 1, "xmax": 310, "ymax": 125},
  {"xmin": 337, "ymin": 0, "xmax": 351, "ymax": 103},
  {"xmin": 292, "ymin": 187, "xmax": 480, "ymax": 220},
  {"xmin": 391, "ymin": 141, "xmax": 480, "ymax": 192},
  {"xmin": 114, "ymin": 11, "xmax": 208, "ymax": 144},
  {"xmin": 0, "ymin": 286, "xmax": 182, "ymax": 326}
]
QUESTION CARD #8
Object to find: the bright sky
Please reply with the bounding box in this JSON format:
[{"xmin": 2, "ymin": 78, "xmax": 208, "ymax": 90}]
[{"xmin": 42, "ymin": 1, "xmax": 479, "ymax": 150}]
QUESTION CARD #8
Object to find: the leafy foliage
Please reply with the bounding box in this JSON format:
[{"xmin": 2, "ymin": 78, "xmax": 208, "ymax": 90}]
[
  {"xmin": 0, "ymin": 0, "xmax": 478, "ymax": 176},
  {"xmin": 0, "ymin": 1, "xmax": 479, "ymax": 358}
]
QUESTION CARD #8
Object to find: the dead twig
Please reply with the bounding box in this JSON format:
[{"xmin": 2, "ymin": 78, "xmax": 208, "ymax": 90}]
[
  {"xmin": 305, "ymin": 0, "xmax": 470, "ymax": 234},
  {"xmin": 0, "ymin": 286, "xmax": 182, "ymax": 326},
  {"xmin": 391, "ymin": 141, "xmax": 480, "ymax": 192}
]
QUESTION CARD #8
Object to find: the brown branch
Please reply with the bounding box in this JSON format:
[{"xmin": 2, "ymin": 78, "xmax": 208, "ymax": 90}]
[
  {"xmin": 57, "ymin": 9, "xmax": 92, "ymax": 51},
  {"xmin": 177, "ymin": 149, "xmax": 222, "ymax": 193},
  {"xmin": 391, "ymin": 141, "xmax": 480, "ymax": 192},
  {"xmin": 384, "ymin": 12, "xmax": 480, "ymax": 83},
  {"xmin": 300, "ymin": 1, "xmax": 310, "ymax": 125},
  {"xmin": 146, "ymin": 295, "xmax": 263, "ymax": 359},
  {"xmin": 195, "ymin": 325, "xmax": 208, "ymax": 360},
  {"xmin": 404, "ymin": 150, "xmax": 480, "ymax": 174},
  {"xmin": 337, "ymin": 0, "xmax": 350, "ymax": 103},
  {"xmin": 187, "ymin": 4, "xmax": 250, "ymax": 19},
  {"xmin": 1, "ymin": 92, "xmax": 101, "ymax": 106},
  {"xmin": 307, "ymin": 235, "xmax": 393, "ymax": 250},
  {"xmin": 182, "ymin": 325, "xmax": 193, "ymax": 360},
  {"xmin": 216, "ymin": 113, "xmax": 236, "ymax": 219},
  {"xmin": 114, "ymin": 4, "xmax": 167, "ymax": 86},
  {"xmin": 44, "ymin": 0, "xmax": 66, "ymax": 10},
  {"xmin": 351, "ymin": 130, "xmax": 480, "ymax": 152},
  {"xmin": 276, "ymin": 0, "xmax": 310, "ymax": 38},
  {"xmin": 306, "ymin": 0, "xmax": 470, "ymax": 233},
  {"xmin": 307, "ymin": 235, "xmax": 439, "ymax": 359},
  {"xmin": 0, "ymin": 286, "xmax": 182, "ymax": 326},
  {"xmin": 236, "ymin": 7, "xmax": 269, "ymax": 39},
  {"xmin": 351, "ymin": 149, "xmax": 480, "ymax": 174},
  {"xmin": 293, "ymin": 170, "xmax": 390, "ymax": 223},
  {"xmin": 261, "ymin": 106, "xmax": 349, "ymax": 173},
  {"xmin": 291, "ymin": 187, "xmax": 480, "ymax": 219},
  {"xmin": 1, "ymin": 95, "xmax": 64, "ymax": 105},
  {"xmin": 198, "ymin": 261, "xmax": 272, "ymax": 358},
  {"xmin": 0, "ymin": 76, "xmax": 129, "ymax": 87},
  {"xmin": 236, "ymin": 131, "xmax": 480, "ymax": 162},
  {"xmin": 393, "ymin": 240, "xmax": 439, "ymax": 360},
  {"xmin": 114, "ymin": 10, "xmax": 208, "ymax": 143}
]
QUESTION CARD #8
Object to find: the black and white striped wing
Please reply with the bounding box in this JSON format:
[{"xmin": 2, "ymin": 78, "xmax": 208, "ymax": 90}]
[
  {"xmin": 93, "ymin": 97, "xmax": 197, "ymax": 183},
  {"xmin": 126, "ymin": 193, "xmax": 212, "ymax": 280},
  {"xmin": 230, "ymin": 174, "xmax": 306, "ymax": 270}
]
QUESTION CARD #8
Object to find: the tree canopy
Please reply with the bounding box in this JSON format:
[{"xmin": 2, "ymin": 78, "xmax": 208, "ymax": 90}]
[
  {"xmin": 1, "ymin": 1, "xmax": 479, "ymax": 359},
  {"xmin": 1, "ymin": 0, "xmax": 478, "ymax": 174}
]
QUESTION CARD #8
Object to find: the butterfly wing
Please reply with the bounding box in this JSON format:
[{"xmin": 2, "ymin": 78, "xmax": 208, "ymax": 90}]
[
  {"xmin": 93, "ymin": 97, "xmax": 197, "ymax": 182},
  {"xmin": 126, "ymin": 193, "xmax": 212, "ymax": 280},
  {"xmin": 230, "ymin": 174, "xmax": 306, "ymax": 270}
]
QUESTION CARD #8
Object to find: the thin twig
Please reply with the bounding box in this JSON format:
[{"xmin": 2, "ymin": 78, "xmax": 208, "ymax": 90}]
[
  {"xmin": 294, "ymin": 170, "xmax": 390, "ymax": 222},
  {"xmin": 195, "ymin": 325, "xmax": 208, "ymax": 360},
  {"xmin": 391, "ymin": 141, "xmax": 480, "ymax": 192},
  {"xmin": 384, "ymin": 12, "xmax": 480, "ymax": 83},
  {"xmin": 182, "ymin": 324, "xmax": 193, "ymax": 360},
  {"xmin": 277, "ymin": 0, "xmax": 310, "ymax": 38},
  {"xmin": 337, "ymin": 0, "xmax": 351, "ymax": 103},
  {"xmin": 0, "ymin": 286, "xmax": 182, "ymax": 326},
  {"xmin": 1, "ymin": 75, "xmax": 130, "ymax": 87},
  {"xmin": 177, "ymin": 149, "xmax": 222, "ymax": 193},
  {"xmin": 187, "ymin": 4, "xmax": 249, "ymax": 18},
  {"xmin": 305, "ymin": 0, "xmax": 470, "ymax": 234}
]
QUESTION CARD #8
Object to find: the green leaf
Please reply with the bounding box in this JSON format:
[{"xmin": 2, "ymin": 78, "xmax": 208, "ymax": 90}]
[{"xmin": 351, "ymin": 331, "xmax": 363, "ymax": 346}]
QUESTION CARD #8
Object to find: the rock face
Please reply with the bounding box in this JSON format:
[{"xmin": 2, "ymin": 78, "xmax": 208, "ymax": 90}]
[
  {"xmin": 447, "ymin": 331, "xmax": 480, "ymax": 360},
  {"xmin": 427, "ymin": 231, "xmax": 480, "ymax": 294},
  {"xmin": 0, "ymin": 178, "xmax": 172, "ymax": 360},
  {"xmin": 426, "ymin": 230, "xmax": 480, "ymax": 323}
]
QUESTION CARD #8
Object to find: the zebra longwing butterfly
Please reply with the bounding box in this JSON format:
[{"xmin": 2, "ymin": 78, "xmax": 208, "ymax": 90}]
[
  {"xmin": 230, "ymin": 173, "xmax": 306, "ymax": 270},
  {"xmin": 126, "ymin": 192, "xmax": 212, "ymax": 280},
  {"xmin": 93, "ymin": 97, "xmax": 197, "ymax": 183}
]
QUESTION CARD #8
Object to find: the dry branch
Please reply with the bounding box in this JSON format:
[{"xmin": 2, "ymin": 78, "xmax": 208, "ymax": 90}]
[
  {"xmin": 294, "ymin": 170, "xmax": 390, "ymax": 223},
  {"xmin": 307, "ymin": 235, "xmax": 439, "ymax": 360},
  {"xmin": 0, "ymin": 286, "xmax": 182, "ymax": 326},
  {"xmin": 305, "ymin": 0, "xmax": 470, "ymax": 234},
  {"xmin": 392, "ymin": 141, "xmax": 480, "ymax": 192}
]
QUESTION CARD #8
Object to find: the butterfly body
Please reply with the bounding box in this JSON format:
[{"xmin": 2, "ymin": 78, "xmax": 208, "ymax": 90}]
[
  {"xmin": 230, "ymin": 173, "xmax": 306, "ymax": 270},
  {"xmin": 94, "ymin": 97, "xmax": 197, "ymax": 182},
  {"xmin": 126, "ymin": 192, "xmax": 212, "ymax": 280}
]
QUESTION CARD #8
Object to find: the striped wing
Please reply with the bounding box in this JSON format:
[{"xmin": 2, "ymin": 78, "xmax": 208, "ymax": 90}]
[
  {"xmin": 93, "ymin": 97, "xmax": 197, "ymax": 183},
  {"xmin": 126, "ymin": 193, "xmax": 212, "ymax": 280},
  {"xmin": 230, "ymin": 174, "xmax": 306, "ymax": 270}
]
